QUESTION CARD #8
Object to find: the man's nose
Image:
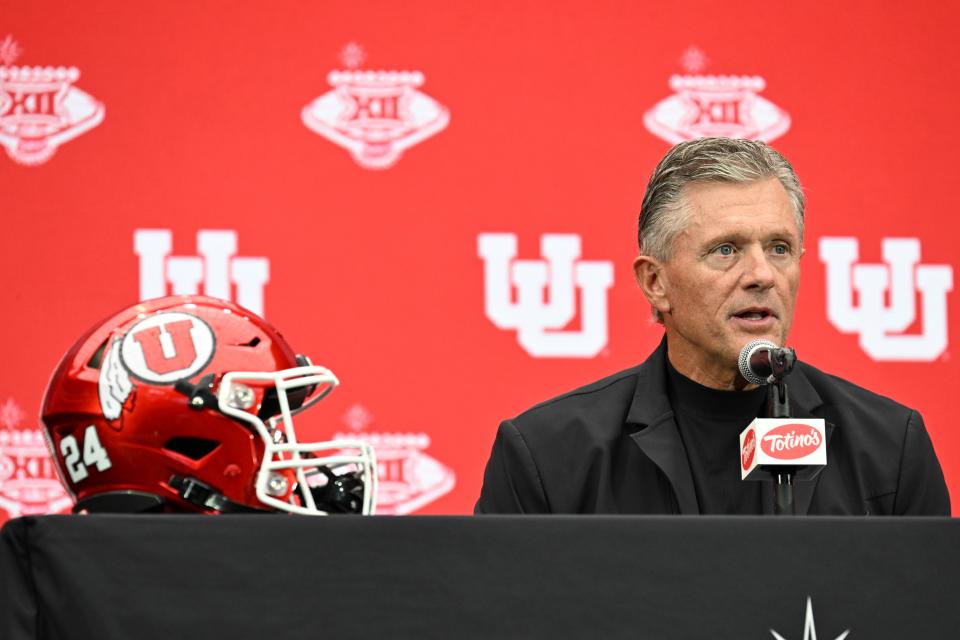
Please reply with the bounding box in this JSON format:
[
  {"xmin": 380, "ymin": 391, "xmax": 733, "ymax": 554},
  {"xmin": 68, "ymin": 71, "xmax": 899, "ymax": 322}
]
[{"xmin": 740, "ymin": 246, "xmax": 776, "ymax": 289}]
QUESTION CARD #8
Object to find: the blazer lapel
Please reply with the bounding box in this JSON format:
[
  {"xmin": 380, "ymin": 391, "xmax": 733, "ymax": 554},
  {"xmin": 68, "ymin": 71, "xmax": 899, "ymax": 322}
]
[
  {"xmin": 625, "ymin": 339, "xmax": 700, "ymax": 515},
  {"xmin": 629, "ymin": 416, "xmax": 700, "ymax": 514}
]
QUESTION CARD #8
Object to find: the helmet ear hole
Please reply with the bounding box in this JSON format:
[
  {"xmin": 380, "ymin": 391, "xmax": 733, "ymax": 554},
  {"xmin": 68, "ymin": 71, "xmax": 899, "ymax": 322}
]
[
  {"xmin": 286, "ymin": 385, "xmax": 311, "ymax": 410},
  {"xmin": 162, "ymin": 437, "xmax": 220, "ymax": 461},
  {"xmin": 87, "ymin": 339, "xmax": 108, "ymax": 369},
  {"xmin": 295, "ymin": 353, "xmax": 319, "ymax": 402},
  {"xmin": 257, "ymin": 386, "xmax": 310, "ymax": 420},
  {"xmin": 255, "ymin": 354, "xmax": 318, "ymax": 419},
  {"xmin": 257, "ymin": 388, "xmax": 282, "ymax": 420}
]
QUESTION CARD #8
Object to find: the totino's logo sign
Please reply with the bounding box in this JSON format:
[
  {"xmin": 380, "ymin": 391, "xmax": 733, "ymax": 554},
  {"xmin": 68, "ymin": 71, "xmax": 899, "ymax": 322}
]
[
  {"xmin": 740, "ymin": 418, "xmax": 826, "ymax": 480},
  {"xmin": 761, "ymin": 425, "xmax": 822, "ymax": 460},
  {"xmin": 820, "ymin": 237, "xmax": 953, "ymax": 361},
  {"xmin": 740, "ymin": 429, "xmax": 756, "ymax": 471}
]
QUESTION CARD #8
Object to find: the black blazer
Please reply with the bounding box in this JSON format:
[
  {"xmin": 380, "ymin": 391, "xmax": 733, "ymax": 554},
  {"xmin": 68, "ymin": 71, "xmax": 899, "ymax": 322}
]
[{"xmin": 476, "ymin": 339, "xmax": 950, "ymax": 515}]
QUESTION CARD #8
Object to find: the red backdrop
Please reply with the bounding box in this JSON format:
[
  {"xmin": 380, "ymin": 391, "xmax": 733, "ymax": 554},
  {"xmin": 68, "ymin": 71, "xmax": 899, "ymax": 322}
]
[{"xmin": 1, "ymin": 1, "xmax": 958, "ymax": 520}]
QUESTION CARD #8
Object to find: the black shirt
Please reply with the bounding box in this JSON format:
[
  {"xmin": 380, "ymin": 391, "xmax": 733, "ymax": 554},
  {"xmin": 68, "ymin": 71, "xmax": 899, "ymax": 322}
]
[{"xmin": 666, "ymin": 358, "xmax": 766, "ymax": 514}]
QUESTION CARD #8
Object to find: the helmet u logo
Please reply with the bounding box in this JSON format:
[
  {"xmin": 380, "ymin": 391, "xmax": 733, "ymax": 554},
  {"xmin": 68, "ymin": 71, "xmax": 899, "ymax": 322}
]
[
  {"xmin": 119, "ymin": 312, "xmax": 216, "ymax": 384},
  {"xmin": 131, "ymin": 320, "xmax": 199, "ymax": 375}
]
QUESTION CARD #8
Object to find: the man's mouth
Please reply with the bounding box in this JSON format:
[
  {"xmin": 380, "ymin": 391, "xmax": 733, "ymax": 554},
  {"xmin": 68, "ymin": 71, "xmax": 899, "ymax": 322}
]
[{"xmin": 732, "ymin": 307, "xmax": 775, "ymax": 321}]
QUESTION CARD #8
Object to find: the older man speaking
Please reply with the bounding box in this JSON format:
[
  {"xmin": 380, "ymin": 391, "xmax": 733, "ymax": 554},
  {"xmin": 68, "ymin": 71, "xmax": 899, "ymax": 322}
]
[{"xmin": 476, "ymin": 137, "xmax": 949, "ymax": 515}]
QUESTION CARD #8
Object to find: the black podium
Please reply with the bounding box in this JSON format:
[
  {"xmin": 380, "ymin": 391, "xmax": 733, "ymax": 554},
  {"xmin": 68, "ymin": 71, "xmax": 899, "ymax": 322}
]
[{"xmin": 2, "ymin": 515, "xmax": 957, "ymax": 639}]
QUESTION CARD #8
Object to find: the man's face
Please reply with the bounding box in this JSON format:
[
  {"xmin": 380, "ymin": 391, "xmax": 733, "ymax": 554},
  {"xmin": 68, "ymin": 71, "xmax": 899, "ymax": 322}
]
[{"xmin": 642, "ymin": 177, "xmax": 803, "ymax": 388}]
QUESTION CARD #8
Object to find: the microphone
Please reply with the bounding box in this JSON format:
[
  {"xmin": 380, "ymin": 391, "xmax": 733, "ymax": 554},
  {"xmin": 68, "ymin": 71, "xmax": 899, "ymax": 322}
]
[
  {"xmin": 737, "ymin": 340, "xmax": 826, "ymax": 514},
  {"xmin": 737, "ymin": 339, "xmax": 796, "ymax": 385}
]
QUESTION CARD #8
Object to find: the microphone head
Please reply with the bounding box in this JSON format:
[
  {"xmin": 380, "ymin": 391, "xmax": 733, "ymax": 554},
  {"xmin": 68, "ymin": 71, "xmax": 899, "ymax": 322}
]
[{"xmin": 738, "ymin": 339, "xmax": 778, "ymax": 385}]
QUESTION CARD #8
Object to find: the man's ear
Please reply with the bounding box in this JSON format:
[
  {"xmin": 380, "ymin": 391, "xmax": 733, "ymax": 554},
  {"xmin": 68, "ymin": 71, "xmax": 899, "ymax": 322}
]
[{"xmin": 633, "ymin": 255, "xmax": 670, "ymax": 316}]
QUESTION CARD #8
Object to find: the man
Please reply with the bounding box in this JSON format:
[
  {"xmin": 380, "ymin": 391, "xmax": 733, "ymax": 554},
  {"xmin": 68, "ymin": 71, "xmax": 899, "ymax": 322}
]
[{"xmin": 475, "ymin": 137, "xmax": 950, "ymax": 515}]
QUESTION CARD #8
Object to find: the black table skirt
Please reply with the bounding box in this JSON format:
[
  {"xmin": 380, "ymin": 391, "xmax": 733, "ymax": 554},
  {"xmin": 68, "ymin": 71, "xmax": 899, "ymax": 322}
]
[{"xmin": 2, "ymin": 514, "xmax": 957, "ymax": 639}]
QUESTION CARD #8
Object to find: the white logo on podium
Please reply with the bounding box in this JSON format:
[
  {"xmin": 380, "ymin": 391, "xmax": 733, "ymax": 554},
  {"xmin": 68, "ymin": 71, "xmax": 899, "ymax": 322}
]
[
  {"xmin": 769, "ymin": 597, "xmax": 850, "ymax": 640},
  {"xmin": 478, "ymin": 233, "xmax": 614, "ymax": 358},
  {"xmin": 134, "ymin": 229, "xmax": 270, "ymax": 316},
  {"xmin": 820, "ymin": 237, "xmax": 953, "ymax": 361}
]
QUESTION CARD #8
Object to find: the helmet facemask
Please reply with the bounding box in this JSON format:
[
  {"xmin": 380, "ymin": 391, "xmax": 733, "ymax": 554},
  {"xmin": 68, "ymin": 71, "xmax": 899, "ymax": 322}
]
[{"xmin": 217, "ymin": 366, "xmax": 378, "ymax": 515}]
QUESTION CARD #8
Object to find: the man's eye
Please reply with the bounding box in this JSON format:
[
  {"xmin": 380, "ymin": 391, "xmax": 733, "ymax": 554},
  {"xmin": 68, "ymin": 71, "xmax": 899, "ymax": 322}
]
[
  {"xmin": 714, "ymin": 244, "xmax": 735, "ymax": 256},
  {"xmin": 772, "ymin": 244, "xmax": 789, "ymax": 255}
]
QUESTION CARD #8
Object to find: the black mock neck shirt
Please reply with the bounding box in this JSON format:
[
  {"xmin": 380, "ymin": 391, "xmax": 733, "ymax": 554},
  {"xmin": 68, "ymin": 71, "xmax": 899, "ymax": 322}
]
[{"xmin": 665, "ymin": 358, "xmax": 767, "ymax": 514}]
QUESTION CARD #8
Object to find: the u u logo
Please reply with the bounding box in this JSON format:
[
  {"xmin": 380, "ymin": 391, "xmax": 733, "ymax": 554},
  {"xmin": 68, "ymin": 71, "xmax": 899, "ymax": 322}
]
[
  {"xmin": 478, "ymin": 233, "xmax": 614, "ymax": 358},
  {"xmin": 819, "ymin": 237, "xmax": 953, "ymax": 361}
]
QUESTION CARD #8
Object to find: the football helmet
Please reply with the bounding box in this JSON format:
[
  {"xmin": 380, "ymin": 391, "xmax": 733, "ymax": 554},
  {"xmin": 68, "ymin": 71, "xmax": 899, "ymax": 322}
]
[{"xmin": 40, "ymin": 295, "xmax": 377, "ymax": 515}]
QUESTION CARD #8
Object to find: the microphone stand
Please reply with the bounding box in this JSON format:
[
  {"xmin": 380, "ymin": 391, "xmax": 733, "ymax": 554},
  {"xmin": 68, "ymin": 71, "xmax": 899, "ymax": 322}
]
[
  {"xmin": 764, "ymin": 348, "xmax": 796, "ymax": 516},
  {"xmin": 767, "ymin": 377, "xmax": 794, "ymax": 515}
]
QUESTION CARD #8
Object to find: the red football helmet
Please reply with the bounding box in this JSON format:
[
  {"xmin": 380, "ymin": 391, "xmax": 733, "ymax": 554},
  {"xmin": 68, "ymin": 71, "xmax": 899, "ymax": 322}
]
[{"xmin": 40, "ymin": 295, "xmax": 377, "ymax": 515}]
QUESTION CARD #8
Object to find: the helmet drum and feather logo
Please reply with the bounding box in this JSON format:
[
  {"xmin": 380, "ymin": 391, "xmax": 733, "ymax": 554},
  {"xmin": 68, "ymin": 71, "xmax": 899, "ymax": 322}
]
[{"xmin": 99, "ymin": 312, "xmax": 216, "ymax": 420}]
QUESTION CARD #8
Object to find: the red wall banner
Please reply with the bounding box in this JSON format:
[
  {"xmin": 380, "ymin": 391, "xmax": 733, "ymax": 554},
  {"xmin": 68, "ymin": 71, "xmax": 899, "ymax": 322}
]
[{"xmin": 1, "ymin": 1, "xmax": 958, "ymax": 520}]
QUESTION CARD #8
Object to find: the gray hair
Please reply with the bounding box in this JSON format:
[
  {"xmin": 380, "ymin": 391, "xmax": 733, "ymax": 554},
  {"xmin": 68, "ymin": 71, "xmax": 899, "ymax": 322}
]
[{"xmin": 638, "ymin": 137, "xmax": 805, "ymax": 322}]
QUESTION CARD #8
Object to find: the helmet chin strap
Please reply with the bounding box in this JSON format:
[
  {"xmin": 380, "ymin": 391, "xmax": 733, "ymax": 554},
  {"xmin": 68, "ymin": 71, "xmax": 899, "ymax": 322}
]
[
  {"xmin": 303, "ymin": 468, "xmax": 366, "ymax": 514},
  {"xmin": 168, "ymin": 475, "xmax": 273, "ymax": 514}
]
